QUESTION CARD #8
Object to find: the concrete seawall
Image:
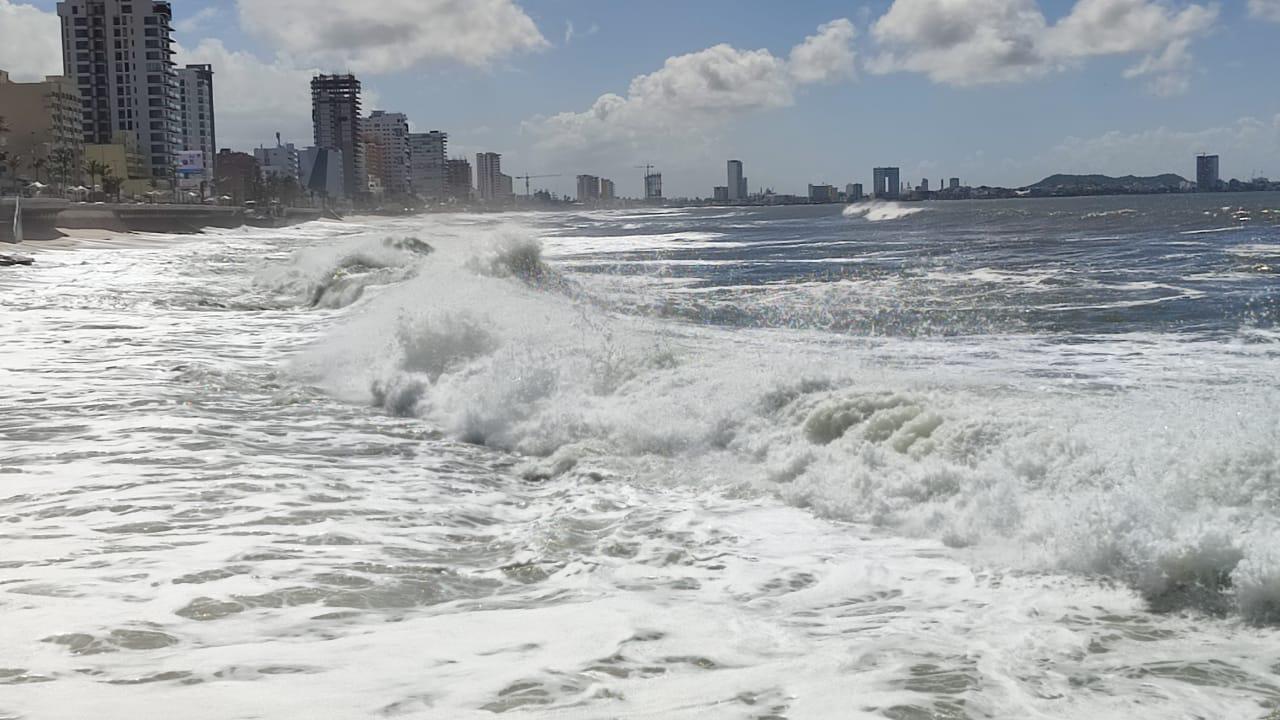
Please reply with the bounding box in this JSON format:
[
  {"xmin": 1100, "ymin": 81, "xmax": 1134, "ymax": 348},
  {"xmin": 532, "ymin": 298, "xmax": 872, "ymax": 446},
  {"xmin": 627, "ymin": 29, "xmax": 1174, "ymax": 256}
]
[{"xmin": 1, "ymin": 200, "xmax": 322, "ymax": 242}]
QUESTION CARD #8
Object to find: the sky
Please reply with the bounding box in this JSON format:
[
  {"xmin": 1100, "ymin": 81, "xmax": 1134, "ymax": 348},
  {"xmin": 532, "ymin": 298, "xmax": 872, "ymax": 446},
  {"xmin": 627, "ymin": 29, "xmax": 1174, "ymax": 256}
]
[{"xmin": 2, "ymin": 0, "xmax": 1279, "ymax": 198}]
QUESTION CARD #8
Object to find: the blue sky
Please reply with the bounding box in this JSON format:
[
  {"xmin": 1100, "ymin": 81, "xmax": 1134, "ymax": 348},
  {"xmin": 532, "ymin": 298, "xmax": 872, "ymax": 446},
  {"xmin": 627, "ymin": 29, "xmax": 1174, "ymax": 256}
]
[{"xmin": 3, "ymin": 0, "xmax": 1279, "ymax": 197}]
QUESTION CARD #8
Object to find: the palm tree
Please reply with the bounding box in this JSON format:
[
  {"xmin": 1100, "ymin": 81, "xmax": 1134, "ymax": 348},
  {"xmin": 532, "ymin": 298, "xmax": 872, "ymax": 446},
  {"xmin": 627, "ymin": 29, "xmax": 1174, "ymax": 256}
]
[
  {"xmin": 85, "ymin": 160, "xmax": 106, "ymax": 192},
  {"xmin": 48, "ymin": 147, "xmax": 75, "ymax": 191},
  {"xmin": 102, "ymin": 168, "xmax": 122, "ymax": 203}
]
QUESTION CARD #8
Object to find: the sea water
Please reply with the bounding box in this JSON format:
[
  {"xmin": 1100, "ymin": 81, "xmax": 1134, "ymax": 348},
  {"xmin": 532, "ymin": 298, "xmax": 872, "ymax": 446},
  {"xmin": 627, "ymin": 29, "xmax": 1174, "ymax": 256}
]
[{"xmin": 1, "ymin": 195, "xmax": 1279, "ymax": 719}]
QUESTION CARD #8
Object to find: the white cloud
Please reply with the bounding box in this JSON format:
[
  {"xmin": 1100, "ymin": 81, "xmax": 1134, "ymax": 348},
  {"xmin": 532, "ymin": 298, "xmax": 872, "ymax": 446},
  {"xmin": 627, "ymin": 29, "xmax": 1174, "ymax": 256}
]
[
  {"xmin": 0, "ymin": 0, "xmax": 62, "ymax": 82},
  {"xmin": 174, "ymin": 6, "xmax": 220, "ymax": 35},
  {"xmin": 525, "ymin": 20, "xmax": 857, "ymax": 154},
  {"xmin": 869, "ymin": 0, "xmax": 1218, "ymax": 94},
  {"xmin": 869, "ymin": 0, "xmax": 1049, "ymax": 85},
  {"xmin": 176, "ymin": 40, "xmax": 316, "ymax": 151},
  {"xmin": 788, "ymin": 19, "xmax": 858, "ymax": 84},
  {"xmin": 1250, "ymin": 0, "xmax": 1280, "ymax": 21},
  {"xmin": 564, "ymin": 20, "xmax": 575, "ymax": 46},
  {"xmin": 1037, "ymin": 115, "xmax": 1280, "ymax": 180},
  {"xmin": 236, "ymin": 0, "xmax": 549, "ymax": 74}
]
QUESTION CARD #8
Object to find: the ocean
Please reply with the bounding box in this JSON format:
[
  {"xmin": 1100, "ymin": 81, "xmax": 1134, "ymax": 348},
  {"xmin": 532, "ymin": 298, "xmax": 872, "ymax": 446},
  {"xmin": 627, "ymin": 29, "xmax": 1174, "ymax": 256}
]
[{"xmin": 1, "ymin": 194, "xmax": 1279, "ymax": 719}]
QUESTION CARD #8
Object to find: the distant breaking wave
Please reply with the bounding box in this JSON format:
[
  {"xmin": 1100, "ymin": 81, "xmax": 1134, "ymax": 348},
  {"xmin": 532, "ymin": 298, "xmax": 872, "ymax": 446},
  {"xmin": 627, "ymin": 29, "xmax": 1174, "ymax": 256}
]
[{"xmin": 843, "ymin": 201, "xmax": 928, "ymax": 222}]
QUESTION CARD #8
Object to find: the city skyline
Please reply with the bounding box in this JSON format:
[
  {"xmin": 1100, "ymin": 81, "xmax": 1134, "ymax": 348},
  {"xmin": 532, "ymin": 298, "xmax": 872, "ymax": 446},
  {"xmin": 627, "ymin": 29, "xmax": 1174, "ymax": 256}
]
[{"xmin": 3, "ymin": 0, "xmax": 1280, "ymax": 198}]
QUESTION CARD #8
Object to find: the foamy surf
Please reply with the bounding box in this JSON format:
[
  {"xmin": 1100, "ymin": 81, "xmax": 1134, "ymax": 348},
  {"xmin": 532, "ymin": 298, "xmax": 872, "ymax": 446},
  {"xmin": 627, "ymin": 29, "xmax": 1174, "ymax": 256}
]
[
  {"xmin": 843, "ymin": 201, "xmax": 929, "ymax": 221},
  {"xmin": 3, "ymin": 196, "xmax": 1280, "ymax": 719}
]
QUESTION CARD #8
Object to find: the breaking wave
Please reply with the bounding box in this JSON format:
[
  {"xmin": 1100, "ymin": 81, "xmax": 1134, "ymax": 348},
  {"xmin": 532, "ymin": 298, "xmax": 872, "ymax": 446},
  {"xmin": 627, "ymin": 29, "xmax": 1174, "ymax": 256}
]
[
  {"xmin": 290, "ymin": 224, "xmax": 1280, "ymax": 623},
  {"xmin": 843, "ymin": 201, "xmax": 928, "ymax": 222}
]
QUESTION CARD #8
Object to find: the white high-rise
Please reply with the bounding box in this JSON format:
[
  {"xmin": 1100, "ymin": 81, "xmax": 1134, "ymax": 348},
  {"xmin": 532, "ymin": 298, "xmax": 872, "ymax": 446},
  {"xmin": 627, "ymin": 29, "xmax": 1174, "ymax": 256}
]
[
  {"xmin": 56, "ymin": 0, "xmax": 180, "ymax": 181},
  {"xmin": 408, "ymin": 131, "xmax": 447, "ymax": 200},
  {"xmin": 476, "ymin": 152, "xmax": 502, "ymax": 201},
  {"xmin": 176, "ymin": 64, "xmax": 214, "ymax": 192},
  {"xmin": 364, "ymin": 111, "xmax": 410, "ymax": 196}
]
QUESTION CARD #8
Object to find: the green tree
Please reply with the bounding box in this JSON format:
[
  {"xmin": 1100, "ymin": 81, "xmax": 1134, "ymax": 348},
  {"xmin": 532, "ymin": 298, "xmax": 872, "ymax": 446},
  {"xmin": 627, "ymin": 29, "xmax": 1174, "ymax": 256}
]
[
  {"xmin": 102, "ymin": 168, "xmax": 122, "ymax": 203},
  {"xmin": 85, "ymin": 160, "xmax": 106, "ymax": 192}
]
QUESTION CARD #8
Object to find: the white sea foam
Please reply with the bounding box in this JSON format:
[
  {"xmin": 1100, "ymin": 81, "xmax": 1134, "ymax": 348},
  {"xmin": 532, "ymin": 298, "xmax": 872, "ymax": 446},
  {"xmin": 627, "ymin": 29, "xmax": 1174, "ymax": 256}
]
[
  {"xmin": 4, "ymin": 211, "xmax": 1280, "ymax": 719},
  {"xmin": 843, "ymin": 202, "xmax": 928, "ymax": 222}
]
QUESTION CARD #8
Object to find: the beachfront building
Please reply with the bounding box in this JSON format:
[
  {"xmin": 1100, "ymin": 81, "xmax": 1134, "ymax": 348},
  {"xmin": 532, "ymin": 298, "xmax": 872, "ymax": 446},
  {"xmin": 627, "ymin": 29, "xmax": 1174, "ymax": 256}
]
[
  {"xmin": 600, "ymin": 178, "xmax": 616, "ymax": 201},
  {"xmin": 476, "ymin": 152, "xmax": 502, "ymax": 202},
  {"xmin": 645, "ymin": 172, "xmax": 662, "ymax": 201},
  {"xmin": 445, "ymin": 158, "xmax": 472, "ymax": 201},
  {"xmin": 809, "ymin": 184, "xmax": 837, "ymax": 203},
  {"xmin": 873, "ymin": 167, "xmax": 901, "ymax": 199},
  {"xmin": 311, "ymin": 74, "xmax": 364, "ymax": 199},
  {"xmin": 364, "ymin": 110, "xmax": 410, "ymax": 196},
  {"xmin": 0, "ymin": 70, "xmax": 83, "ymax": 189},
  {"xmin": 577, "ymin": 174, "xmax": 600, "ymax": 203},
  {"xmin": 1196, "ymin": 154, "xmax": 1221, "ymax": 192},
  {"xmin": 176, "ymin": 64, "xmax": 215, "ymax": 195},
  {"xmin": 254, "ymin": 141, "xmax": 300, "ymax": 182},
  {"xmin": 213, "ymin": 149, "xmax": 259, "ymax": 205},
  {"xmin": 300, "ymin": 146, "xmax": 344, "ymax": 200},
  {"xmin": 728, "ymin": 160, "xmax": 746, "ymax": 201},
  {"xmin": 408, "ymin": 131, "xmax": 447, "ymax": 200},
  {"xmin": 57, "ymin": 0, "xmax": 179, "ymax": 183}
]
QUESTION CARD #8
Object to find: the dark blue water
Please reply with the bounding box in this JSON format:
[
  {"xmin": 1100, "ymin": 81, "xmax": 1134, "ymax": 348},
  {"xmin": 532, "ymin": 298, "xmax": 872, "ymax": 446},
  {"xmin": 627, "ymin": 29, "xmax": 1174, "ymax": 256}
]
[{"xmin": 539, "ymin": 194, "xmax": 1280, "ymax": 337}]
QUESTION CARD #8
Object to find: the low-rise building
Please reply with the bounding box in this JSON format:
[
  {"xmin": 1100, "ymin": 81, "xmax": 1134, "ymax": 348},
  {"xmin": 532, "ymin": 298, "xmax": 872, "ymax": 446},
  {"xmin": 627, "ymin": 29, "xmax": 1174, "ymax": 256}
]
[
  {"xmin": 300, "ymin": 146, "xmax": 345, "ymax": 200},
  {"xmin": 214, "ymin": 149, "xmax": 260, "ymax": 205},
  {"xmin": 0, "ymin": 70, "xmax": 83, "ymax": 188}
]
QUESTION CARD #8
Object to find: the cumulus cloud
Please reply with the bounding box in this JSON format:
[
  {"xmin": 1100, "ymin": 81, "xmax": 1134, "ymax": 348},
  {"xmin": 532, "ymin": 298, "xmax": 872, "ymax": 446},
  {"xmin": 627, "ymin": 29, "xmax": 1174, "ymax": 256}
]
[
  {"xmin": 525, "ymin": 20, "xmax": 857, "ymax": 154},
  {"xmin": 1250, "ymin": 0, "xmax": 1280, "ymax": 21},
  {"xmin": 176, "ymin": 40, "xmax": 317, "ymax": 151},
  {"xmin": 788, "ymin": 19, "xmax": 858, "ymax": 84},
  {"xmin": 869, "ymin": 0, "xmax": 1217, "ymax": 94},
  {"xmin": 236, "ymin": 0, "xmax": 549, "ymax": 74},
  {"xmin": 0, "ymin": 0, "xmax": 62, "ymax": 82}
]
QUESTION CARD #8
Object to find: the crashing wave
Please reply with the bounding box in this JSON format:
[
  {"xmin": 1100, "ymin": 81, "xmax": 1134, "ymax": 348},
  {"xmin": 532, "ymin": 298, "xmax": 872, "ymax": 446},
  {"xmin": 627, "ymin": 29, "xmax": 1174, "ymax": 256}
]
[{"xmin": 843, "ymin": 202, "xmax": 928, "ymax": 222}]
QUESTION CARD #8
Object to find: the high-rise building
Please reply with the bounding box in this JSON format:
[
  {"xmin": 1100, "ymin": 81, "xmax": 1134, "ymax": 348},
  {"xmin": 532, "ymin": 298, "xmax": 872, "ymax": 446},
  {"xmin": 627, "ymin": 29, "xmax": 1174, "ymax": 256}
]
[
  {"xmin": 949, "ymin": 177, "xmax": 961, "ymax": 190},
  {"xmin": 600, "ymin": 178, "xmax": 616, "ymax": 201},
  {"xmin": 576, "ymin": 174, "xmax": 600, "ymax": 202},
  {"xmin": 476, "ymin": 152, "xmax": 502, "ymax": 201},
  {"xmin": 408, "ymin": 131, "xmax": 447, "ymax": 200},
  {"xmin": 714, "ymin": 186, "xmax": 729, "ymax": 202},
  {"xmin": 1196, "ymin": 154, "xmax": 1220, "ymax": 193},
  {"xmin": 364, "ymin": 110, "xmax": 410, "ymax": 196},
  {"xmin": 873, "ymin": 167, "xmax": 901, "ymax": 199},
  {"xmin": 311, "ymin": 74, "xmax": 364, "ymax": 197},
  {"xmin": 498, "ymin": 173, "xmax": 514, "ymax": 200},
  {"xmin": 57, "ymin": 0, "xmax": 179, "ymax": 181},
  {"xmin": 920, "ymin": 178, "xmax": 930, "ymax": 192},
  {"xmin": 727, "ymin": 160, "xmax": 744, "ymax": 201},
  {"xmin": 645, "ymin": 172, "xmax": 663, "ymax": 201},
  {"xmin": 846, "ymin": 183, "xmax": 864, "ymax": 201},
  {"xmin": 0, "ymin": 70, "xmax": 83, "ymax": 187},
  {"xmin": 446, "ymin": 158, "xmax": 472, "ymax": 200},
  {"xmin": 176, "ymin": 64, "xmax": 214, "ymax": 192}
]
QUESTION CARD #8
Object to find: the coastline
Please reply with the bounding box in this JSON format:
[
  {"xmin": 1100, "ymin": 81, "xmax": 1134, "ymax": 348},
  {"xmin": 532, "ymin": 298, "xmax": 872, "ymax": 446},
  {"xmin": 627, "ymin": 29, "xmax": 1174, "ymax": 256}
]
[{"xmin": 1, "ymin": 199, "xmax": 323, "ymax": 243}]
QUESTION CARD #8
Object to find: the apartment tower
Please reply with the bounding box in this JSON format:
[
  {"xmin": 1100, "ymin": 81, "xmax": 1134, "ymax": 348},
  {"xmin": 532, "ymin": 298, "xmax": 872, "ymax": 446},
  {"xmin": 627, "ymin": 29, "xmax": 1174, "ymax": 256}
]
[
  {"xmin": 311, "ymin": 74, "xmax": 364, "ymax": 197},
  {"xmin": 56, "ymin": 0, "xmax": 180, "ymax": 180}
]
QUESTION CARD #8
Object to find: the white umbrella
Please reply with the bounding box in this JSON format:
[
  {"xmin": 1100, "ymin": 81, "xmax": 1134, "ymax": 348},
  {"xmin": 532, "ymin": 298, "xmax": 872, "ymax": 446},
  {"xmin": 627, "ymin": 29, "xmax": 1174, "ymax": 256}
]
[{"xmin": 27, "ymin": 181, "xmax": 48, "ymax": 189}]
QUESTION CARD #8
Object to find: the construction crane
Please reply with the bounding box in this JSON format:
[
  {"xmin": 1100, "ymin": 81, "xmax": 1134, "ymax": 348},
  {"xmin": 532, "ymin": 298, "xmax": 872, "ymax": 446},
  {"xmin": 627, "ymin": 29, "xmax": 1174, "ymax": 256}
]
[
  {"xmin": 635, "ymin": 164, "xmax": 658, "ymax": 199},
  {"xmin": 512, "ymin": 174, "xmax": 561, "ymax": 197}
]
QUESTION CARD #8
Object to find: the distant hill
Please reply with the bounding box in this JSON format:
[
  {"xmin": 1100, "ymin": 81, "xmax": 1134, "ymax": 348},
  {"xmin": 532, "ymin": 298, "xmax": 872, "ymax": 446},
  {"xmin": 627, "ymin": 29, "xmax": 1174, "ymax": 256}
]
[{"xmin": 1030, "ymin": 174, "xmax": 1189, "ymax": 192}]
